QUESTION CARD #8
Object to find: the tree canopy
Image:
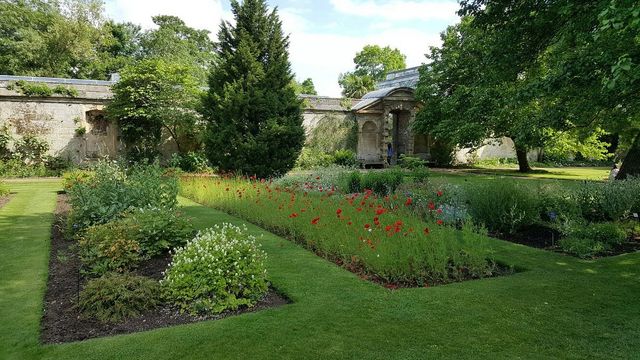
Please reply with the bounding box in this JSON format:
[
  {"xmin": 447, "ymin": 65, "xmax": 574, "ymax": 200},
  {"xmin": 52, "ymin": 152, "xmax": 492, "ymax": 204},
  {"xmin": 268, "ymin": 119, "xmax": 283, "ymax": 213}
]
[
  {"xmin": 339, "ymin": 45, "xmax": 406, "ymax": 98},
  {"xmin": 415, "ymin": 0, "xmax": 639, "ymax": 174},
  {"xmin": 291, "ymin": 78, "xmax": 317, "ymax": 95},
  {"xmin": 202, "ymin": 0, "xmax": 305, "ymax": 178}
]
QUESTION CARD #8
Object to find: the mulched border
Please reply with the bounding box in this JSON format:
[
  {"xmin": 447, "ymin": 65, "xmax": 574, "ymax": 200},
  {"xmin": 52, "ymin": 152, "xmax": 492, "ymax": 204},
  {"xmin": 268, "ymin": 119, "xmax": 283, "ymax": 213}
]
[
  {"xmin": 41, "ymin": 194, "xmax": 290, "ymax": 344},
  {"xmin": 491, "ymin": 224, "xmax": 640, "ymax": 259}
]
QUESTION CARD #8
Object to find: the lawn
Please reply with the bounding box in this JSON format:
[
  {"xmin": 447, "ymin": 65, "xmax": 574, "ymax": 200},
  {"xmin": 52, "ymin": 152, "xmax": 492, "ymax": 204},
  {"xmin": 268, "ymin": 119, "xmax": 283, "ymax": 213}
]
[
  {"xmin": 1, "ymin": 179, "xmax": 639, "ymax": 359},
  {"xmin": 455, "ymin": 166, "xmax": 611, "ymax": 181}
]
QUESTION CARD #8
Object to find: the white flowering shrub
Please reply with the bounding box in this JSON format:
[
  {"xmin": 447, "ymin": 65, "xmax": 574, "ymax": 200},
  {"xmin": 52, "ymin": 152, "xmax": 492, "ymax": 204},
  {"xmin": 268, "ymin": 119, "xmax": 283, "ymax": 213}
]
[{"xmin": 161, "ymin": 223, "xmax": 268, "ymax": 315}]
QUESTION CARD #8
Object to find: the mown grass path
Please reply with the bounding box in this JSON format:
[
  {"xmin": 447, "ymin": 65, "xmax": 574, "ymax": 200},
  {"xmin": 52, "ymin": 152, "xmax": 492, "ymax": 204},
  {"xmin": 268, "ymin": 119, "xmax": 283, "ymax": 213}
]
[{"xmin": 1, "ymin": 180, "xmax": 639, "ymax": 359}]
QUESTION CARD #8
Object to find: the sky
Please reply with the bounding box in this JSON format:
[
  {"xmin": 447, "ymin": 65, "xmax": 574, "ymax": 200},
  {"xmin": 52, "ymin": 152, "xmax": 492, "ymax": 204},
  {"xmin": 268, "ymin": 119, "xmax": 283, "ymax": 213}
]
[{"xmin": 104, "ymin": 0, "xmax": 461, "ymax": 97}]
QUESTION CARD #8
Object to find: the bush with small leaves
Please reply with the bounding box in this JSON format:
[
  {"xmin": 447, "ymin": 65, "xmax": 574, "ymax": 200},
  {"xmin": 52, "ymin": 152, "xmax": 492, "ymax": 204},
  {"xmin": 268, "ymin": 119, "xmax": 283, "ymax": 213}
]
[
  {"xmin": 162, "ymin": 224, "xmax": 268, "ymax": 315},
  {"xmin": 78, "ymin": 221, "xmax": 143, "ymax": 276},
  {"xmin": 78, "ymin": 273, "xmax": 160, "ymax": 323},
  {"xmin": 120, "ymin": 207, "xmax": 195, "ymax": 257},
  {"xmin": 464, "ymin": 180, "xmax": 540, "ymax": 235}
]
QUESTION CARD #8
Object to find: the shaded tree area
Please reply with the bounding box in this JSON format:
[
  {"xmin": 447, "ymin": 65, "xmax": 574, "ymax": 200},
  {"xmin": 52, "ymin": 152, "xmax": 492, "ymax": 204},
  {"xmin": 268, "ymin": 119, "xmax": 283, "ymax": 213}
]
[
  {"xmin": 416, "ymin": 0, "xmax": 639, "ymax": 174},
  {"xmin": 202, "ymin": 0, "xmax": 305, "ymax": 178},
  {"xmin": 0, "ymin": 0, "xmax": 215, "ymax": 83}
]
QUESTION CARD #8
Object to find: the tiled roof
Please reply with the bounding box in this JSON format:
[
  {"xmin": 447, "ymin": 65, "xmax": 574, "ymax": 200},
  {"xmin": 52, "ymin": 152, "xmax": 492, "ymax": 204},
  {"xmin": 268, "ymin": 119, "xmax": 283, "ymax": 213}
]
[{"xmin": 375, "ymin": 66, "xmax": 421, "ymax": 90}]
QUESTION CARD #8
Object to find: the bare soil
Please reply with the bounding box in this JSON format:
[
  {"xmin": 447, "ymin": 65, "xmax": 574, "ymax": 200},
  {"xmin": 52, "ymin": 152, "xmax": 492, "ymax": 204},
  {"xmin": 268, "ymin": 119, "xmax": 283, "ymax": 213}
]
[{"xmin": 41, "ymin": 194, "xmax": 289, "ymax": 344}]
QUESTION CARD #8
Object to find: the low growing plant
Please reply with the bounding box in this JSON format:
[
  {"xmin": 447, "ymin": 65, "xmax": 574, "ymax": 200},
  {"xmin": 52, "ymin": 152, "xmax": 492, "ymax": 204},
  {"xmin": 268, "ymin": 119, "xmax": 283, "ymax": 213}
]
[
  {"xmin": 78, "ymin": 273, "xmax": 160, "ymax": 323},
  {"xmin": 464, "ymin": 180, "xmax": 540, "ymax": 235},
  {"xmin": 559, "ymin": 222, "xmax": 627, "ymax": 258},
  {"xmin": 78, "ymin": 221, "xmax": 143, "ymax": 276},
  {"xmin": 162, "ymin": 224, "xmax": 268, "ymax": 315},
  {"xmin": 120, "ymin": 207, "xmax": 194, "ymax": 257}
]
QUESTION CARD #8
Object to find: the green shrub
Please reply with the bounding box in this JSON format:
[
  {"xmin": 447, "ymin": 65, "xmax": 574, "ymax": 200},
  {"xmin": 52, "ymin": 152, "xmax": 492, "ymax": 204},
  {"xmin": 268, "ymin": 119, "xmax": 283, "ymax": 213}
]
[
  {"xmin": 67, "ymin": 161, "xmax": 178, "ymax": 230},
  {"xmin": 0, "ymin": 181, "xmax": 9, "ymax": 196},
  {"xmin": 78, "ymin": 273, "xmax": 160, "ymax": 323},
  {"xmin": 465, "ymin": 180, "xmax": 540, "ymax": 234},
  {"xmin": 558, "ymin": 237, "xmax": 605, "ymax": 259},
  {"xmin": 333, "ymin": 149, "xmax": 357, "ymax": 167},
  {"xmin": 399, "ymin": 155, "xmax": 426, "ymax": 170},
  {"xmin": 62, "ymin": 169, "xmax": 95, "ymax": 190},
  {"xmin": 170, "ymin": 151, "xmax": 213, "ymax": 173},
  {"xmin": 120, "ymin": 207, "xmax": 194, "ymax": 257},
  {"xmin": 560, "ymin": 222, "xmax": 627, "ymax": 258},
  {"xmin": 538, "ymin": 183, "xmax": 583, "ymax": 225},
  {"xmin": 341, "ymin": 171, "xmax": 362, "ymax": 193},
  {"xmin": 575, "ymin": 179, "xmax": 640, "ymax": 222},
  {"xmin": 162, "ymin": 224, "xmax": 268, "ymax": 315},
  {"xmin": 0, "ymin": 159, "xmax": 49, "ymax": 177},
  {"xmin": 295, "ymin": 147, "xmax": 334, "ymax": 170},
  {"xmin": 78, "ymin": 221, "xmax": 144, "ymax": 276},
  {"xmin": 412, "ymin": 167, "xmax": 430, "ymax": 184},
  {"xmin": 360, "ymin": 169, "xmax": 405, "ymax": 196}
]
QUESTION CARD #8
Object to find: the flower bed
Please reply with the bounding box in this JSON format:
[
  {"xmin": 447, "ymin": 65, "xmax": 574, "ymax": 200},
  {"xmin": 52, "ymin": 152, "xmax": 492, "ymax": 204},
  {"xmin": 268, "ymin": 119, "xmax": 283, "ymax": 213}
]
[{"xmin": 180, "ymin": 176, "xmax": 504, "ymax": 287}]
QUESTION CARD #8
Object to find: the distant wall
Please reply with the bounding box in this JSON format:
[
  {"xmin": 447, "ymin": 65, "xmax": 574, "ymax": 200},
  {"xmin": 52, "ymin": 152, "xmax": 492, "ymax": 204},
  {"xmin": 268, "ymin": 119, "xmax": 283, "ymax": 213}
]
[
  {"xmin": 455, "ymin": 137, "xmax": 541, "ymax": 164},
  {"xmin": 0, "ymin": 76, "xmax": 359, "ymax": 164},
  {"xmin": 0, "ymin": 76, "xmax": 118, "ymax": 164}
]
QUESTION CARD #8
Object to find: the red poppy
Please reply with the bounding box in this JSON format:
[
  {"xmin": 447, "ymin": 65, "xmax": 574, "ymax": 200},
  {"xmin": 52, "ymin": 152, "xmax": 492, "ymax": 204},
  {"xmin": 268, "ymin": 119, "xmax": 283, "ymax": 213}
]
[
  {"xmin": 437, "ymin": 190, "xmax": 443, "ymax": 197},
  {"xmin": 289, "ymin": 213, "xmax": 298, "ymax": 218},
  {"xmin": 347, "ymin": 221, "xmax": 353, "ymax": 226},
  {"xmin": 395, "ymin": 220, "xmax": 403, "ymax": 226},
  {"xmin": 357, "ymin": 207, "xmax": 363, "ymax": 212},
  {"xmin": 405, "ymin": 197, "xmax": 413, "ymax": 206},
  {"xmin": 385, "ymin": 225, "xmax": 392, "ymax": 232},
  {"xmin": 311, "ymin": 217, "xmax": 320, "ymax": 225},
  {"xmin": 364, "ymin": 223, "xmax": 371, "ymax": 229},
  {"xmin": 423, "ymin": 227, "xmax": 430, "ymax": 235},
  {"xmin": 375, "ymin": 208, "xmax": 385, "ymax": 215},
  {"xmin": 336, "ymin": 208, "xmax": 343, "ymax": 215},
  {"xmin": 437, "ymin": 219, "xmax": 444, "ymax": 225},
  {"xmin": 428, "ymin": 202, "xmax": 435, "ymax": 210}
]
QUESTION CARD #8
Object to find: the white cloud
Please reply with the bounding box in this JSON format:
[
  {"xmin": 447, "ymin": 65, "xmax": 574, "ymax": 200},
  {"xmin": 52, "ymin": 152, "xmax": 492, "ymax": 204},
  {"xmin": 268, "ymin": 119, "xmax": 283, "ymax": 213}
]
[
  {"xmin": 330, "ymin": 0, "xmax": 459, "ymax": 21},
  {"xmin": 104, "ymin": 0, "xmax": 229, "ymax": 35},
  {"xmin": 280, "ymin": 7, "xmax": 442, "ymax": 97}
]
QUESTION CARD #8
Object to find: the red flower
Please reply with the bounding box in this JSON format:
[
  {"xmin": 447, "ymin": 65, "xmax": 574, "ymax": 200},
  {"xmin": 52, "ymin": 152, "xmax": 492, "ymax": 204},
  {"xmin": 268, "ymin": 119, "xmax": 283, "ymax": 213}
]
[
  {"xmin": 395, "ymin": 220, "xmax": 403, "ymax": 226},
  {"xmin": 347, "ymin": 221, "xmax": 353, "ymax": 226},
  {"xmin": 311, "ymin": 217, "xmax": 320, "ymax": 225},
  {"xmin": 375, "ymin": 208, "xmax": 386, "ymax": 215},
  {"xmin": 356, "ymin": 207, "xmax": 363, "ymax": 212},
  {"xmin": 336, "ymin": 208, "xmax": 343, "ymax": 215},
  {"xmin": 364, "ymin": 223, "xmax": 371, "ymax": 229},
  {"xmin": 289, "ymin": 213, "xmax": 298, "ymax": 218},
  {"xmin": 437, "ymin": 208, "xmax": 443, "ymax": 214},
  {"xmin": 437, "ymin": 190, "xmax": 443, "ymax": 197},
  {"xmin": 405, "ymin": 197, "xmax": 413, "ymax": 206},
  {"xmin": 437, "ymin": 219, "xmax": 444, "ymax": 225},
  {"xmin": 423, "ymin": 227, "xmax": 430, "ymax": 235},
  {"xmin": 428, "ymin": 202, "xmax": 435, "ymax": 210},
  {"xmin": 385, "ymin": 225, "xmax": 392, "ymax": 232}
]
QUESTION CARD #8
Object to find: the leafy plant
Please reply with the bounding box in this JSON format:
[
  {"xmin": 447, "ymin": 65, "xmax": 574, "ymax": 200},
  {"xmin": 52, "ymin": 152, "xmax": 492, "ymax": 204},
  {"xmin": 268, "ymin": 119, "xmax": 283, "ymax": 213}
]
[
  {"xmin": 333, "ymin": 149, "xmax": 357, "ymax": 167},
  {"xmin": 465, "ymin": 180, "xmax": 540, "ymax": 234},
  {"xmin": 399, "ymin": 155, "xmax": 426, "ymax": 170},
  {"xmin": 162, "ymin": 224, "xmax": 268, "ymax": 315},
  {"xmin": 119, "ymin": 207, "xmax": 194, "ymax": 257},
  {"xmin": 559, "ymin": 222, "xmax": 627, "ymax": 258},
  {"xmin": 360, "ymin": 169, "xmax": 405, "ymax": 196},
  {"xmin": 74, "ymin": 126, "xmax": 86, "ymax": 137},
  {"xmin": 0, "ymin": 181, "xmax": 9, "ymax": 197},
  {"xmin": 78, "ymin": 221, "xmax": 144, "ymax": 276},
  {"xmin": 67, "ymin": 161, "xmax": 179, "ymax": 231},
  {"xmin": 62, "ymin": 169, "xmax": 95, "ymax": 190},
  {"xmin": 78, "ymin": 273, "xmax": 160, "ymax": 323},
  {"xmin": 295, "ymin": 148, "xmax": 334, "ymax": 170},
  {"xmin": 169, "ymin": 151, "xmax": 213, "ymax": 173}
]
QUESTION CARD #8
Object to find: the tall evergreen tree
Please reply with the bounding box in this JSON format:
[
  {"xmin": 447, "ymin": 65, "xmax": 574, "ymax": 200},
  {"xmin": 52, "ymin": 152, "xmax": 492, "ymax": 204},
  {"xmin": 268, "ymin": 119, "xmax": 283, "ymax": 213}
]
[{"xmin": 203, "ymin": 0, "xmax": 304, "ymax": 178}]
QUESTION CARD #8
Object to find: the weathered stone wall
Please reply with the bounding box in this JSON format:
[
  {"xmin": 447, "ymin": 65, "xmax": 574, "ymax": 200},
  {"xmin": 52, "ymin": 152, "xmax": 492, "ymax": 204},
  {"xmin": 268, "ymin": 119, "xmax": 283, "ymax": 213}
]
[
  {"xmin": 455, "ymin": 137, "xmax": 541, "ymax": 164},
  {"xmin": 0, "ymin": 76, "xmax": 118, "ymax": 163},
  {"xmin": 0, "ymin": 76, "xmax": 358, "ymax": 164}
]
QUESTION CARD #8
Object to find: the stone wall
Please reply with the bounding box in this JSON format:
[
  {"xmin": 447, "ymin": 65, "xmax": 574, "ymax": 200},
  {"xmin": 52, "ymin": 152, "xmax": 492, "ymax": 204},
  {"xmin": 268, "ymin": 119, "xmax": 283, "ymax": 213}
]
[
  {"xmin": 0, "ymin": 76, "xmax": 357, "ymax": 164},
  {"xmin": 0, "ymin": 76, "xmax": 118, "ymax": 163}
]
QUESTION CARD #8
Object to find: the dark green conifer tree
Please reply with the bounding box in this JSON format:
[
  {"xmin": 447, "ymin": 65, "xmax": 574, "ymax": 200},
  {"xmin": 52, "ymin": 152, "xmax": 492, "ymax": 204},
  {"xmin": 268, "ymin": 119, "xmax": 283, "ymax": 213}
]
[{"xmin": 203, "ymin": 0, "xmax": 304, "ymax": 177}]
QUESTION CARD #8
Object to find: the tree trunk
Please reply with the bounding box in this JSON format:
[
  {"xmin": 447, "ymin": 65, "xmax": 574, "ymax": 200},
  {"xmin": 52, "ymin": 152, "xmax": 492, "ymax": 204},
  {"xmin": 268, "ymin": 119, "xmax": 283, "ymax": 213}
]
[
  {"xmin": 617, "ymin": 132, "xmax": 640, "ymax": 179},
  {"xmin": 515, "ymin": 145, "xmax": 532, "ymax": 173}
]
